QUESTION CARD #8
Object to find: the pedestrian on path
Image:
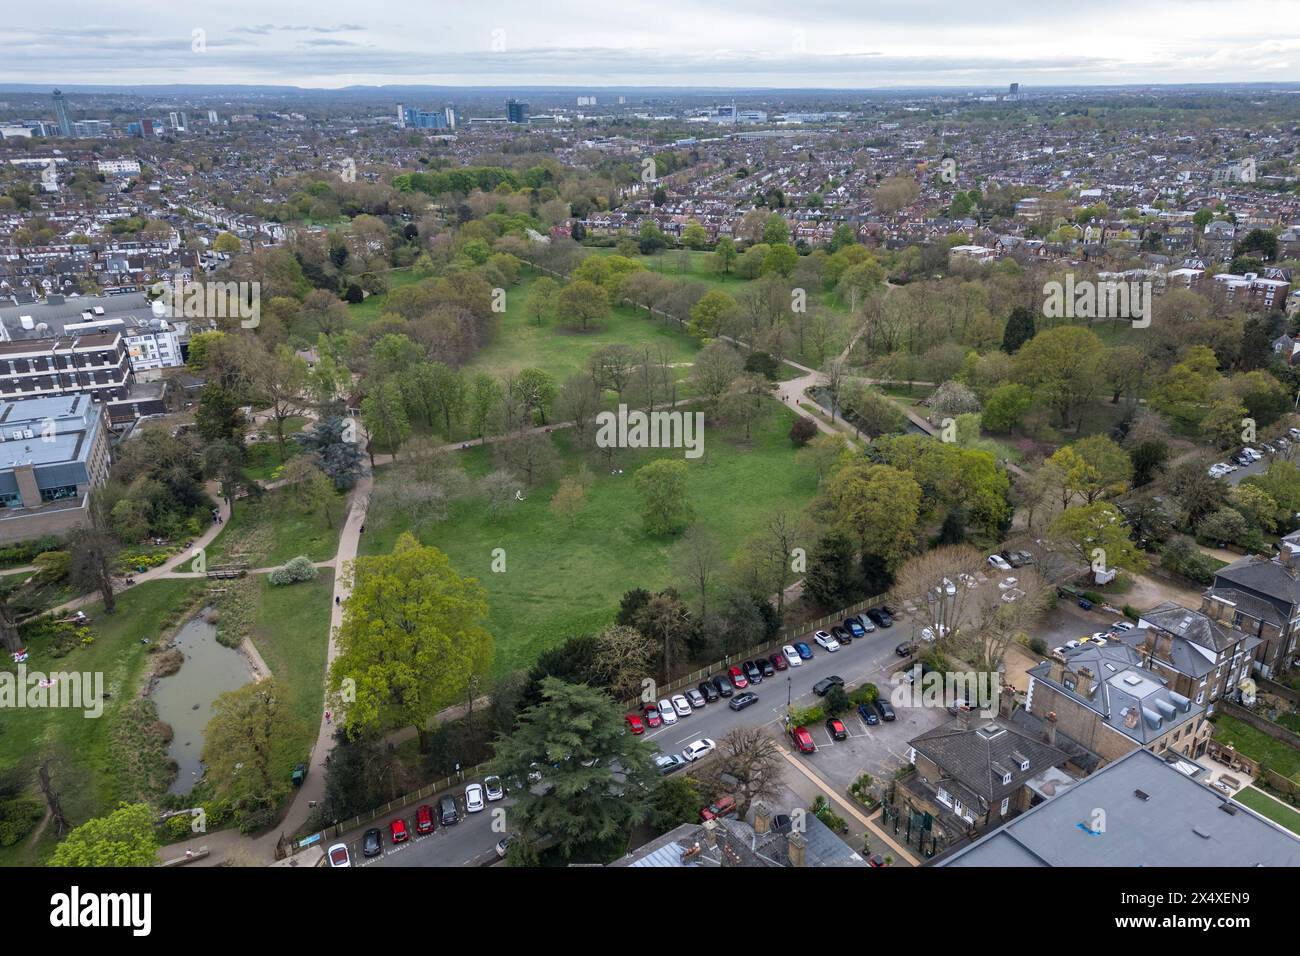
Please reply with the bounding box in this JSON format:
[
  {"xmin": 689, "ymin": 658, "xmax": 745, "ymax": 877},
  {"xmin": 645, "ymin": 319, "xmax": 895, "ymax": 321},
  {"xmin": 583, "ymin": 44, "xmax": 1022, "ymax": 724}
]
[{"xmin": 325, "ymin": 710, "xmax": 332, "ymax": 724}]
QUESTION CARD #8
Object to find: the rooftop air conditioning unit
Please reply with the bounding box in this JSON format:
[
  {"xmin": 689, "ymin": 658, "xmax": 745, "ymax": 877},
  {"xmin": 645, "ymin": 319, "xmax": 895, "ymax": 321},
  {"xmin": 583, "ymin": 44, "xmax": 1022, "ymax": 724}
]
[{"xmin": 22, "ymin": 429, "xmax": 33, "ymax": 440}]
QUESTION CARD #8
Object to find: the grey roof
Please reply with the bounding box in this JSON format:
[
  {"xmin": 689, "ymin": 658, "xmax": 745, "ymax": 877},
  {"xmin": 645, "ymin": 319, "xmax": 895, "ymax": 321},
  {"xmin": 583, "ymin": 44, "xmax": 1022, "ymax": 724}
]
[
  {"xmin": 1213, "ymin": 554, "xmax": 1300, "ymax": 616},
  {"xmin": 1209, "ymin": 586, "xmax": 1287, "ymax": 628},
  {"xmin": 941, "ymin": 747, "xmax": 1300, "ymax": 867},
  {"xmin": 909, "ymin": 718, "xmax": 1072, "ymax": 805},
  {"xmin": 1006, "ymin": 708, "xmax": 1102, "ymax": 773},
  {"xmin": 1141, "ymin": 601, "xmax": 1238, "ymax": 653},
  {"xmin": 0, "ymin": 291, "xmax": 157, "ymax": 341},
  {"xmin": 614, "ymin": 807, "xmax": 866, "ymax": 868},
  {"xmin": 0, "ymin": 394, "xmax": 102, "ymax": 488}
]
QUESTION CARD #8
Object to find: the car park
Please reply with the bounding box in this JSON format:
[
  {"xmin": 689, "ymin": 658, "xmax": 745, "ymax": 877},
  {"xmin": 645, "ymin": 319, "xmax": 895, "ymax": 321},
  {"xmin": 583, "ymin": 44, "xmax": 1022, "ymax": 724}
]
[
  {"xmin": 671, "ymin": 694, "xmax": 693, "ymax": 718},
  {"xmin": 844, "ymin": 617, "xmax": 866, "ymax": 638},
  {"xmin": 875, "ymin": 699, "xmax": 896, "ymax": 721},
  {"xmin": 484, "ymin": 775, "xmax": 505, "ymax": 801},
  {"xmin": 711, "ymin": 675, "xmax": 734, "ymax": 698},
  {"xmin": 789, "ymin": 725, "xmax": 817, "ymax": 753},
  {"xmin": 856, "ymin": 613, "xmax": 876, "ymax": 633},
  {"xmin": 742, "ymin": 660, "xmax": 764, "ymax": 684},
  {"xmin": 682, "ymin": 738, "xmax": 717, "ymax": 761},
  {"xmin": 813, "ymin": 675, "xmax": 845, "ymax": 696},
  {"xmin": 831, "ymin": 624, "xmax": 852, "ymax": 645},
  {"xmin": 814, "ymin": 630, "xmax": 840, "ymax": 651},
  {"xmin": 658, "ymin": 698, "xmax": 678, "ymax": 724},
  {"xmin": 783, "ymin": 644, "xmax": 803, "ymax": 666},
  {"xmin": 826, "ymin": 717, "xmax": 848, "ymax": 740},
  {"xmin": 328, "ymin": 843, "xmax": 352, "ymax": 867},
  {"xmin": 769, "ymin": 651, "xmax": 789, "ymax": 672},
  {"xmin": 698, "ymin": 681, "xmax": 720, "ymax": 702},
  {"xmin": 794, "ymin": 641, "xmax": 814, "ymax": 659},
  {"xmin": 866, "ymin": 607, "xmax": 893, "ymax": 628},
  {"xmin": 987, "ymin": 553, "xmax": 1012, "ymax": 571},
  {"xmin": 728, "ymin": 666, "xmax": 749, "ymax": 689},
  {"xmin": 685, "ymin": 688, "xmax": 707, "ymax": 709},
  {"xmin": 656, "ymin": 753, "xmax": 688, "ymax": 775},
  {"xmin": 465, "ymin": 784, "xmax": 485, "ymax": 813},
  {"xmin": 415, "ymin": 804, "xmax": 435, "ymax": 835},
  {"xmin": 642, "ymin": 702, "xmax": 663, "ymax": 727},
  {"xmin": 362, "ymin": 828, "xmax": 383, "ymax": 857},
  {"xmin": 625, "ymin": 713, "xmax": 645, "ymax": 735},
  {"xmin": 729, "ymin": 692, "xmax": 759, "ymax": 711},
  {"xmin": 857, "ymin": 701, "xmax": 879, "ymax": 725},
  {"xmin": 390, "ymin": 817, "xmax": 409, "ymax": 843}
]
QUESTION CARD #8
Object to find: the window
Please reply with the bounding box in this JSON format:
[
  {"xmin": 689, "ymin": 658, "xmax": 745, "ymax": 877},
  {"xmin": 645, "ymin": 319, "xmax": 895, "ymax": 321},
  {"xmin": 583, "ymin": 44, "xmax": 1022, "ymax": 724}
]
[
  {"xmin": 0, "ymin": 492, "xmax": 20, "ymax": 509},
  {"xmin": 39, "ymin": 484, "xmax": 78, "ymax": 503},
  {"xmin": 1000, "ymin": 797, "xmax": 1009, "ymax": 816}
]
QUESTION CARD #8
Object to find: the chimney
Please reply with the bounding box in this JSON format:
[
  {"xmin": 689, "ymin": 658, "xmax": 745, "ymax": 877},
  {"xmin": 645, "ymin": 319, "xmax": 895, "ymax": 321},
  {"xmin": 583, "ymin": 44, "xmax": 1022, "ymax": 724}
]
[
  {"xmin": 787, "ymin": 831, "xmax": 807, "ymax": 868},
  {"xmin": 1044, "ymin": 711, "xmax": 1058, "ymax": 746},
  {"xmin": 958, "ymin": 705, "xmax": 972, "ymax": 730},
  {"xmin": 753, "ymin": 801, "xmax": 772, "ymax": 836},
  {"xmin": 1279, "ymin": 543, "xmax": 1300, "ymax": 570},
  {"xmin": 702, "ymin": 819, "xmax": 718, "ymax": 849},
  {"xmin": 999, "ymin": 684, "xmax": 1017, "ymax": 719}
]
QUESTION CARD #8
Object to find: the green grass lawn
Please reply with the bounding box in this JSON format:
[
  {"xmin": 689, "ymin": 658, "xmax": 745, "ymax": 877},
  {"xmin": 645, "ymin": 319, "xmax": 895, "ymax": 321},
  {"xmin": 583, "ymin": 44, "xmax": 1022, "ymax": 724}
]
[
  {"xmin": 205, "ymin": 488, "xmax": 343, "ymax": 568},
  {"xmin": 1213, "ymin": 715, "xmax": 1300, "ymax": 780},
  {"xmin": 361, "ymin": 405, "xmax": 819, "ymax": 676},
  {"xmin": 249, "ymin": 571, "xmax": 334, "ymax": 771},
  {"xmin": 1233, "ymin": 786, "xmax": 1300, "ymax": 835},
  {"xmin": 0, "ymin": 578, "xmax": 202, "ymax": 865},
  {"xmin": 344, "ymin": 266, "xmax": 425, "ymax": 331}
]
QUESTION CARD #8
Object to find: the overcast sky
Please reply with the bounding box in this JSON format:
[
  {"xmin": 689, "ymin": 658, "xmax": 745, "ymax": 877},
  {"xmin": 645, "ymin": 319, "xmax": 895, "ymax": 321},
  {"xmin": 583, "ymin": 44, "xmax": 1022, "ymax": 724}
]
[{"xmin": 4, "ymin": 0, "xmax": 1298, "ymax": 88}]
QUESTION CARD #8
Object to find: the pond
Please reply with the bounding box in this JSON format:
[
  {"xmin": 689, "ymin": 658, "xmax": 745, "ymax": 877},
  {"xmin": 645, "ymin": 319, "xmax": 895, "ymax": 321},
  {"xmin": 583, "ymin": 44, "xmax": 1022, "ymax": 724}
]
[{"xmin": 151, "ymin": 610, "xmax": 255, "ymax": 796}]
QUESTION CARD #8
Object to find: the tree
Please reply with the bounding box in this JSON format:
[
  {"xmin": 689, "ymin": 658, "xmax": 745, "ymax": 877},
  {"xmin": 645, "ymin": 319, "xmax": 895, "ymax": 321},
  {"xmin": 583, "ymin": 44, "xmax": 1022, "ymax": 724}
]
[
  {"xmin": 556, "ymin": 278, "xmax": 610, "ymax": 331},
  {"xmin": 827, "ymin": 462, "xmax": 922, "ymax": 569},
  {"xmin": 804, "ymin": 529, "xmax": 858, "ymax": 608},
  {"xmin": 690, "ymin": 341, "xmax": 743, "ymax": 414},
  {"xmin": 556, "ymin": 374, "xmax": 602, "ymax": 446},
  {"xmin": 1048, "ymin": 502, "xmax": 1148, "ymax": 574},
  {"xmin": 524, "ymin": 276, "xmax": 559, "ymax": 326},
  {"xmin": 635, "ymin": 459, "xmax": 692, "ymax": 535},
  {"xmin": 202, "ymin": 679, "xmax": 305, "ymax": 827},
  {"xmin": 1047, "ymin": 435, "xmax": 1133, "ymax": 505},
  {"xmin": 249, "ymin": 344, "xmax": 308, "ymax": 456},
  {"xmin": 689, "ymin": 289, "xmax": 740, "ymax": 339},
  {"xmin": 696, "ymin": 727, "xmax": 784, "ymax": 819},
  {"xmin": 293, "ymin": 416, "xmax": 364, "ymax": 489},
  {"xmin": 49, "ymin": 803, "xmax": 158, "ymax": 867},
  {"xmin": 468, "ymin": 373, "xmax": 502, "ymax": 440},
  {"xmin": 509, "ymin": 367, "xmax": 557, "ymax": 426},
  {"xmin": 1013, "ymin": 326, "xmax": 1105, "ymax": 429},
  {"xmin": 590, "ymin": 624, "xmax": 658, "ymax": 701},
  {"xmin": 682, "ymin": 221, "xmax": 708, "ymax": 250},
  {"xmin": 1001, "ymin": 306, "xmax": 1036, "ymax": 354},
  {"xmin": 680, "ymin": 524, "xmax": 721, "ymax": 619},
  {"xmin": 195, "ymin": 384, "xmax": 245, "ymax": 444},
  {"xmin": 67, "ymin": 529, "xmax": 119, "ymax": 613},
  {"xmin": 329, "ymin": 533, "xmax": 494, "ymax": 753},
  {"xmin": 789, "ymin": 416, "xmax": 818, "ymax": 446},
  {"xmin": 929, "ymin": 380, "xmax": 981, "ymax": 424},
  {"xmin": 488, "ymin": 678, "xmax": 657, "ymax": 859},
  {"xmin": 712, "ymin": 236, "xmax": 738, "ymax": 275},
  {"xmin": 982, "ymin": 383, "xmax": 1032, "ymax": 432},
  {"xmin": 362, "ymin": 378, "xmax": 411, "ymax": 455}
]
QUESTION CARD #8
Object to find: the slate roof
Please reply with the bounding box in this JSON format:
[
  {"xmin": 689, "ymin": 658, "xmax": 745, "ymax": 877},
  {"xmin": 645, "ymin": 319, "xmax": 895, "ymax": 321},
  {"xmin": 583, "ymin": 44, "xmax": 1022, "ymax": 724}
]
[
  {"xmin": 1213, "ymin": 552, "xmax": 1300, "ymax": 614},
  {"xmin": 614, "ymin": 807, "xmax": 866, "ymax": 868},
  {"xmin": 909, "ymin": 718, "xmax": 1071, "ymax": 806}
]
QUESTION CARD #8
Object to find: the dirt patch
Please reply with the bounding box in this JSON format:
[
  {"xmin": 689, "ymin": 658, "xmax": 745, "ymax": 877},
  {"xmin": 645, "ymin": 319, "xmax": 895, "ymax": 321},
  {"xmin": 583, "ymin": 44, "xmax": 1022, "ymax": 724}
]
[{"xmin": 151, "ymin": 648, "xmax": 184, "ymax": 679}]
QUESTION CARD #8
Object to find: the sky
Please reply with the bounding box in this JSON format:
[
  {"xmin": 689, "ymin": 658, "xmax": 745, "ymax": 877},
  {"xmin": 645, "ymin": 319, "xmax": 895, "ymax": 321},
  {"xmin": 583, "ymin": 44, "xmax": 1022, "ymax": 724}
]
[{"xmin": 3, "ymin": 0, "xmax": 1299, "ymax": 89}]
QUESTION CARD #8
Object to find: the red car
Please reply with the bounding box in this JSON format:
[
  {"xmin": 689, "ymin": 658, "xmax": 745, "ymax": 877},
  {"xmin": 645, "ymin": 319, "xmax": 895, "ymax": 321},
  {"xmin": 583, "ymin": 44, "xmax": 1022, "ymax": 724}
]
[
  {"xmin": 625, "ymin": 713, "xmax": 645, "ymax": 735},
  {"xmin": 642, "ymin": 703, "xmax": 662, "ymax": 728},
  {"xmin": 389, "ymin": 818, "xmax": 409, "ymax": 843},
  {"xmin": 700, "ymin": 794, "xmax": 737, "ymax": 822},
  {"xmin": 769, "ymin": 652, "xmax": 788, "ymax": 672},
  {"xmin": 414, "ymin": 804, "xmax": 435, "ymax": 835},
  {"xmin": 789, "ymin": 725, "xmax": 816, "ymax": 754},
  {"xmin": 826, "ymin": 717, "xmax": 848, "ymax": 741},
  {"xmin": 728, "ymin": 665, "xmax": 749, "ymax": 689}
]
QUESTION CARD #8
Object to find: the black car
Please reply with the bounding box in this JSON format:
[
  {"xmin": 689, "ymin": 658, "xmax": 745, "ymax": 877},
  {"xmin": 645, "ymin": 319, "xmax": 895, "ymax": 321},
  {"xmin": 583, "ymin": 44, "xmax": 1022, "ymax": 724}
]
[
  {"xmin": 362, "ymin": 827, "xmax": 383, "ymax": 858},
  {"xmin": 826, "ymin": 717, "xmax": 849, "ymax": 741},
  {"xmin": 711, "ymin": 675, "xmax": 734, "ymax": 698},
  {"xmin": 438, "ymin": 794, "xmax": 460, "ymax": 826},
  {"xmin": 757, "ymin": 657, "xmax": 775, "ymax": 678},
  {"xmin": 895, "ymin": 641, "xmax": 915, "ymax": 657},
  {"xmin": 867, "ymin": 606, "xmax": 894, "ymax": 628},
  {"xmin": 813, "ymin": 675, "xmax": 845, "ymax": 697},
  {"xmin": 875, "ymin": 699, "xmax": 897, "ymax": 721},
  {"xmin": 698, "ymin": 681, "xmax": 720, "ymax": 703},
  {"xmin": 771, "ymin": 813, "xmax": 793, "ymax": 835},
  {"xmin": 831, "ymin": 625, "xmax": 852, "ymax": 645},
  {"xmin": 857, "ymin": 701, "xmax": 880, "ymax": 725},
  {"xmin": 742, "ymin": 660, "xmax": 763, "ymax": 684},
  {"xmin": 729, "ymin": 692, "xmax": 759, "ymax": 711}
]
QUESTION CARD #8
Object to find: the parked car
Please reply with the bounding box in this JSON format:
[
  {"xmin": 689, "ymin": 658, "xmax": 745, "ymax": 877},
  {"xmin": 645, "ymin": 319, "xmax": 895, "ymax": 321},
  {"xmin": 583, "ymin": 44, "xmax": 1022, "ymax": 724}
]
[
  {"xmin": 814, "ymin": 630, "xmax": 841, "ymax": 651},
  {"xmin": 415, "ymin": 804, "xmax": 435, "ymax": 835},
  {"xmin": 919, "ymin": 624, "xmax": 948, "ymax": 642},
  {"xmin": 328, "ymin": 843, "xmax": 352, "ymax": 867},
  {"xmin": 495, "ymin": 835, "xmax": 516, "ymax": 859},
  {"xmin": 856, "ymin": 612, "xmax": 876, "ymax": 633},
  {"xmin": 698, "ymin": 681, "xmax": 720, "ymax": 702},
  {"xmin": 858, "ymin": 701, "xmax": 880, "ymax": 725},
  {"xmin": 940, "ymin": 577, "xmax": 957, "ymax": 596},
  {"xmin": 742, "ymin": 660, "xmax": 763, "ymax": 684},
  {"xmin": 844, "ymin": 617, "xmax": 866, "ymax": 638},
  {"xmin": 866, "ymin": 607, "xmax": 893, "ymax": 628},
  {"xmin": 831, "ymin": 624, "xmax": 852, "ymax": 645},
  {"xmin": 957, "ymin": 572, "xmax": 978, "ymax": 589},
  {"xmin": 998, "ymin": 576, "xmax": 1018, "ymax": 590},
  {"xmin": 465, "ymin": 784, "xmax": 485, "ymax": 813},
  {"xmin": 729, "ymin": 692, "xmax": 759, "ymax": 711},
  {"xmin": 671, "ymin": 694, "xmax": 693, "ymax": 718},
  {"xmin": 783, "ymin": 644, "xmax": 803, "ymax": 667},
  {"xmin": 700, "ymin": 795, "xmax": 737, "ymax": 822},
  {"xmin": 685, "ymin": 687, "xmax": 707, "ymax": 709},
  {"xmin": 484, "ymin": 775, "xmax": 505, "ymax": 801},
  {"xmin": 389, "ymin": 817, "xmax": 409, "ymax": 843},
  {"xmin": 728, "ymin": 665, "xmax": 749, "ymax": 689},
  {"xmin": 656, "ymin": 753, "xmax": 688, "ymax": 775},
  {"xmin": 1110, "ymin": 621, "xmax": 1135, "ymax": 632},
  {"xmin": 813, "ymin": 675, "xmax": 845, "ymax": 696},
  {"xmin": 789, "ymin": 725, "xmax": 816, "ymax": 753},
  {"xmin": 769, "ymin": 651, "xmax": 789, "ymax": 672},
  {"xmin": 625, "ymin": 713, "xmax": 645, "ymax": 735},
  {"xmin": 361, "ymin": 828, "xmax": 383, "ymax": 858},
  {"xmin": 826, "ymin": 717, "xmax": 848, "ymax": 741},
  {"xmin": 657, "ymin": 698, "xmax": 678, "ymax": 724},
  {"xmin": 711, "ymin": 675, "xmax": 734, "ymax": 698},
  {"xmin": 756, "ymin": 657, "xmax": 775, "ymax": 678},
  {"xmin": 642, "ymin": 702, "xmax": 663, "ymax": 728},
  {"xmin": 895, "ymin": 641, "xmax": 916, "ymax": 657},
  {"xmin": 794, "ymin": 641, "xmax": 814, "ymax": 660},
  {"xmin": 875, "ymin": 699, "xmax": 896, "ymax": 721},
  {"xmin": 682, "ymin": 738, "xmax": 717, "ymax": 761},
  {"xmin": 987, "ymin": 553, "xmax": 1013, "ymax": 571}
]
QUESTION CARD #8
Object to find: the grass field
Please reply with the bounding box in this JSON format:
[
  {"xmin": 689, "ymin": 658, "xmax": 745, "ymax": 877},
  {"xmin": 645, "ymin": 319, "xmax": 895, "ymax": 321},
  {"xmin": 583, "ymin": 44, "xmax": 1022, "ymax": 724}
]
[
  {"xmin": 1213, "ymin": 714, "xmax": 1300, "ymax": 780},
  {"xmin": 344, "ymin": 266, "xmax": 426, "ymax": 330},
  {"xmin": 206, "ymin": 487, "xmax": 343, "ymax": 568},
  {"xmin": 0, "ymin": 578, "xmax": 201, "ymax": 865},
  {"xmin": 242, "ymin": 416, "xmax": 309, "ymax": 482},
  {"xmin": 361, "ymin": 405, "xmax": 819, "ymax": 676},
  {"xmin": 1233, "ymin": 786, "xmax": 1300, "ymax": 835}
]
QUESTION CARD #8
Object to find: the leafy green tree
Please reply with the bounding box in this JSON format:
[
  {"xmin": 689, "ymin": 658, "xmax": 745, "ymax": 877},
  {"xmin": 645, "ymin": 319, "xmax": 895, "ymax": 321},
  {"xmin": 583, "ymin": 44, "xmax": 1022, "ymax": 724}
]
[
  {"xmin": 362, "ymin": 378, "xmax": 412, "ymax": 454},
  {"xmin": 556, "ymin": 278, "xmax": 610, "ymax": 331},
  {"xmin": 827, "ymin": 462, "xmax": 922, "ymax": 569},
  {"xmin": 804, "ymin": 529, "xmax": 858, "ymax": 608},
  {"xmin": 689, "ymin": 289, "xmax": 740, "ymax": 339},
  {"xmin": 49, "ymin": 803, "xmax": 158, "ymax": 867},
  {"xmin": 762, "ymin": 213, "xmax": 789, "ymax": 246},
  {"xmin": 1048, "ymin": 502, "xmax": 1148, "ymax": 573},
  {"xmin": 525, "ymin": 276, "xmax": 559, "ymax": 327},
  {"xmin": 203, "ymin": 679, "xmax": 305, "ymax": 828},
  {"xmin": 1012, "ymin": 326, "xmax": 1104, "ymax": 428},
  {"xmin": 635, "ymin": 459, "xmax": 692, "ymax": 535},
  {"xmin": 982, "ymin": 383, "xmax": 1032, "ymax": 432},
  {"xmin": 712, "ymin": 236, "xmax": 738, "ymax": 274}
]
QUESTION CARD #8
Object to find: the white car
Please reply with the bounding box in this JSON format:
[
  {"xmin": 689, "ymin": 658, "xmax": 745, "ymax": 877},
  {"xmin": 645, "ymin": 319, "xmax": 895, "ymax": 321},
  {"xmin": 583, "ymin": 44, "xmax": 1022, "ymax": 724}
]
[
  {"xmin": 1001, "ymin": 588, "xmax": 1024, "ymax": 603},
  {"xmin": 327, "ymin": 843, "xmax": 351, "ymax": 867},
  {"xmin": 670, "ymin": 694, "xmax": 692, "ymax": 718},
  {"xmin": 987, "ymin": 554, "xmax": 1013, "ymax": 571},
  {"xmin": 1244, "ymin": 448, "xmax": 1264, "ymax": 461},
  {"xmin": 1208, "ymin": 464, "xmax": 1229, "ymax": 478},
  {"xmin": 941, "ymin": 578, "xmax": 957, "ymax": 596},
  {"xmin": 484, "ymin": 775, "xmax": 505, "ymax": 801},
  {"xmin": 657, "ymin": 698, "xmax": 678, "ymax": 724},
  {"xmin": 681, "ymin": 738, "xmax": 717, "ymax": 762},
  {"xmin": 998, "ymin": 576, "xmax": 1018, "ymax": 590},
  {"xmin": 1110, "ymin": 621, "xmax": 1135, "ymax": 632},
  {"xmin": 813, "ymin": 630, "xmax": 841, "ymax": 652},
  {"xmin": 920, "ymin": 623, "xmax": 949, "ymax": 642},
  {"xmin": 957, "ymin": 572, "xmax": 978, "ymax": 589},
  {"xmin": 465, "ymin": 784, "xmax": 485, "ymax": 813},
  {"xmin": 783, "ymin": 644, "xmax": 803, "ymax": 667}
]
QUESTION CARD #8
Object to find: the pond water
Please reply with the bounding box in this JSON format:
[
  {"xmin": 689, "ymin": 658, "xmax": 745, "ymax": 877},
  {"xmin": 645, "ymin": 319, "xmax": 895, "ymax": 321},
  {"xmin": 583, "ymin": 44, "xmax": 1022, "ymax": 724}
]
[{"xmin": 151, "ymin": 610, "xmax": 254, "ymax": 796}]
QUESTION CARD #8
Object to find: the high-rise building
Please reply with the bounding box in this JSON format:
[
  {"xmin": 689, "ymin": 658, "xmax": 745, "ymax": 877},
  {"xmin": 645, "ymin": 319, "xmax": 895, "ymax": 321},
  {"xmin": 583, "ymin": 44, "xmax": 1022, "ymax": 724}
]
[
  {"xmin": 507, "ymin": 99, "xmax": 529, "ymax": 124},
  {"xmin": 396, "ymin": 103, "xmax": 406, "ymax": 128},
  {"xmin": 1008, "ymin": 82, "xmax": 1020, "ymax": 99},
  {"xmin": 51, "ymin": 89, "xmax": 72, "ymax": 137},
  {"xmin": 207, "ymin": 110, "xmax": 218, "ymax": 124}
]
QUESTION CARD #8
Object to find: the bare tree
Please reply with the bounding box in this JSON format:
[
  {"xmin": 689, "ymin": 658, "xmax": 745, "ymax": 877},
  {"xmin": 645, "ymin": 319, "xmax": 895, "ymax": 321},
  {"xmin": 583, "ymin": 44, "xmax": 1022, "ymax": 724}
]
[
  {"xmin": 698, "ymin": 727, "xmax": 784, "ymax": 819},
  {"xmin": 680, "ymin": 524, "xmax": 721, "ymax": 620},
  {"xmin": 892, "ymin": 545, "xmax": 984, "ymax": 652},
  {"xmin": 591, "ymin": 625, "xmax": 658, "ymax": 701}
]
